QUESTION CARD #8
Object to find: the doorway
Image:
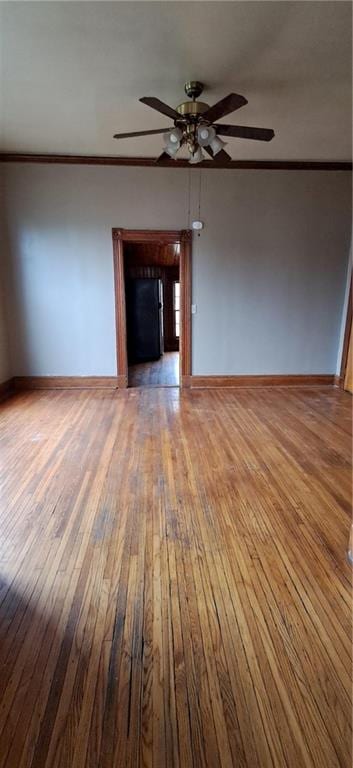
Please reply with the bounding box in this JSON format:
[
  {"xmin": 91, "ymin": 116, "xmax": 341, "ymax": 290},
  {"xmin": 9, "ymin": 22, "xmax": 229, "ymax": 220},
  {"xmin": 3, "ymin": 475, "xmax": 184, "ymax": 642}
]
[
  {"xmin": 125, "ymin": 248, "xmax": 179, "ymax": 386},
  {"xmin": 112, "ymin": 230, "xmax": 192, "ymax": 388}
]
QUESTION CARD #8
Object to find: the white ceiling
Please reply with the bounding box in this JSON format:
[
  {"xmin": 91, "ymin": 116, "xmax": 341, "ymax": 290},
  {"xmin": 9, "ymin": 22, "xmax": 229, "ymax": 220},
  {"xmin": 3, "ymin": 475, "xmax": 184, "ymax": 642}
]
[{"xmin": 0, "ymin": 1, "xmax": 352, "ymax": 160}]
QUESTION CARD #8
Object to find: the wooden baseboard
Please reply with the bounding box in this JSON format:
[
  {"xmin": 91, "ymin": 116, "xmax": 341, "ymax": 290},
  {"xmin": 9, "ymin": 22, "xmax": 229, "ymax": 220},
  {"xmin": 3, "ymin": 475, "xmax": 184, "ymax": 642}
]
[
  {"xmin": 14, "ymin": 376, "xmax": 119, "ymax": 390},
  {"xmin": 0, "ymin": 377, "xmax": 15, "ymax": 402},
  {"xmin": 9, "ymin": 373, "xmax": 337, "ymax": 392},
  {"xmin": 182, "ymin": 374, "xmax": 336, "ymax": 389}
]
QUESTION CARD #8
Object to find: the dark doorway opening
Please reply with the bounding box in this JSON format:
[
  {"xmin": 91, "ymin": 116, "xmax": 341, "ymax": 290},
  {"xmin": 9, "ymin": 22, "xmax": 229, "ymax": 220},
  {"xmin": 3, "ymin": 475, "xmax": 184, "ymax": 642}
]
[
  {"xmin": 112, "ymin": 230, "xmax": 191, "ymax": 388},
  {"xmin": 125, "ymin": 241, "xmax": 180, "ymax": 386}
]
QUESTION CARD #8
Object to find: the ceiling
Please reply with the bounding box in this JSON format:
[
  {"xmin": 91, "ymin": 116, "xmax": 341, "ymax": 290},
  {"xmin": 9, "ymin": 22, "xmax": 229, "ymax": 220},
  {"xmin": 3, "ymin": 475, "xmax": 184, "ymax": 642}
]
[{"xmin": 0, "ymin": 1, "xmax": 351, "ymax": 160}]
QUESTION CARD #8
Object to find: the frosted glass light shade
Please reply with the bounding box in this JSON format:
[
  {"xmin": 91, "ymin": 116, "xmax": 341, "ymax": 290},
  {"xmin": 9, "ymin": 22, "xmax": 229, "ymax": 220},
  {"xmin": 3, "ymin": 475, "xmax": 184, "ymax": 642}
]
[
  {"xmin": 197, "ymin": 125, "xmax": 216, "ymax": 146},
  {"xmin": 169, "ymin": 127, "xmax": 183, "ymax": 143},
  {"xmin": 209, "ymin": 136, "xmax": 227, "ymax": 155},
  {"xmin": 189, "ymin": 146, "xmax": 204, "ymax": 164},
  {"xmin": 165, "ymin": 142, "xmax": 179, "ymax": 158}
]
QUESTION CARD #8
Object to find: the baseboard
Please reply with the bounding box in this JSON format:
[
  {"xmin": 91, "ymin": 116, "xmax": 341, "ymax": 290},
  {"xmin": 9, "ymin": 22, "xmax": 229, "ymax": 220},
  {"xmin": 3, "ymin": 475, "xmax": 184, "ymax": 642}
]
[
  {"xmin": 14, "ymin": 376, "xmax": 119, "ymax": 390},
  {"xmin": 334, "ymin": 374, "xmax": 345, "ymax": 388},
  {"xmin": 182, "ymin": 374, "xmax": 336, "ymax": 389},
  {"xmin": 9, "ymin": 373, "xmax": 337, "ymax": 392},
  {"xmin": 0, "ymin": 377, "xmax": 15, "ymax": 402}
]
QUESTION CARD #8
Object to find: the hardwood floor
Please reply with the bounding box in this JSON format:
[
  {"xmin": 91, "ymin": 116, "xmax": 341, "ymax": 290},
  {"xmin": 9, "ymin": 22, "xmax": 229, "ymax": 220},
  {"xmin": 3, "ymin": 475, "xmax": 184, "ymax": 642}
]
[
  {"xmin": 129, "ymin": 351, "xmax": 179, "ymax": 387},
  {"xmin": 0, "ymin": 386, "xmax": 351, "ymax": 768}
]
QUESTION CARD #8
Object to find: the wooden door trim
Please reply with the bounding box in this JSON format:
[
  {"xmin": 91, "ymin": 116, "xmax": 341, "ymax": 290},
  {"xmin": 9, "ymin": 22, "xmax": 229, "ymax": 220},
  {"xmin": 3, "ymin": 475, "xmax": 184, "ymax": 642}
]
[
  {"xmin": 112, "ymin": 228, "xmax": 192, "ymax": 388},
  {"xmin": 339, "ymin": 274, "xmax": 352, "ymax": 388}
]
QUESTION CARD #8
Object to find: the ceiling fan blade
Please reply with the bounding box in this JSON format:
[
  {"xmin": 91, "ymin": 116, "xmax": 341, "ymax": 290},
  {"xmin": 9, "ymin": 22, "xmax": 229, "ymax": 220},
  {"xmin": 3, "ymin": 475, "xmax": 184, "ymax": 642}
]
[
  {"xmin": 113, "ymin": 128, "xmax": 172, "ymax": 140},
  {"xmin": 155, "ymin": 151, "xmax": 172, "ymax": 165},
  {"xmin": 202, "ymin": 93, "xmax": 248, "ymax": 123},
  {"xmin": 204, "ymin": 146, "xmax": 232, "ymax": 163},
  {"xmin": 215, "ymin": 124, "xmax": 274, "ymax": 142},
  {"xmin": 140, "ymin": 97, "xmax": 180, "ymax": 121}
]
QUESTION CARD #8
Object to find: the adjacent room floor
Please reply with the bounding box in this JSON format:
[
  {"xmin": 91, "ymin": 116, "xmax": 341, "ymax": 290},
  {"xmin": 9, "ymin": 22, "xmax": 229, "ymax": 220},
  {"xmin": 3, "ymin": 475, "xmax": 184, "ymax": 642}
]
[
  {"xmin": 129, "ymin": 350, "xmax": 179, "ymax": 387},
  {"xmin": 0, "ymin": 385, "xmax": 351, "ymax": 768}
]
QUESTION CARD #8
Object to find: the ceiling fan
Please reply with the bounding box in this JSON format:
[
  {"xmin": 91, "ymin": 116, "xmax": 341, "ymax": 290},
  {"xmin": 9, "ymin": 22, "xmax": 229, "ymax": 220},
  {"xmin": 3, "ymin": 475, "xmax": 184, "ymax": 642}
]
[{"xmin": 113, "ymin": 81, "xmax": 275, "ymax": 164}]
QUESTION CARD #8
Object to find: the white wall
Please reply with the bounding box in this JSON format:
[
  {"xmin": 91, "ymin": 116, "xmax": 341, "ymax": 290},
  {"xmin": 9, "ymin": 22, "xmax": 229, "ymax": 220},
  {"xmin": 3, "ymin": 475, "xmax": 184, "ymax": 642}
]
[
  {"xmin": 193, "ymin": 170, "xmax": 351, "ymax": 374},
  {"xmin": 3, "ymin": 165, "xmax": 188, "ymax": 376},
  {"xmin": 2, "ymin": 164, "xmax": 351, "ymax": 377}
]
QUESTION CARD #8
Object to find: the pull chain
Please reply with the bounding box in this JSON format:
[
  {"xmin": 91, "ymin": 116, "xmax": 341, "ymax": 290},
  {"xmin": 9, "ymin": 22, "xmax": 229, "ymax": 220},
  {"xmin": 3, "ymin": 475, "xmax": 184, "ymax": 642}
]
[
  {"xmin": 198, "ymin": 169, "xmax": 202, "ymax": 221},
  {"xmin": 196, "ymin": 169, "xmax": 202, "ymax": 236},
  {"xmin": 187, "ymin": 167, "xmax": 191, "ymax": 230}
]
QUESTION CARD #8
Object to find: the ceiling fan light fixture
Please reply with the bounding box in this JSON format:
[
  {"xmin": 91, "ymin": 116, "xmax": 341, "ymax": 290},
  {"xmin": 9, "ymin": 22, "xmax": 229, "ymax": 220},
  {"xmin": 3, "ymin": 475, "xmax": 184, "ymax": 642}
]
[
  {"xmin": 164, "ymin": 141, "xmax": 180, "ymax": 158},
  {"xmin": 113, "ymin": 82, "xmax": 274, "ymax": 164},
  {"xmin": 163, "ymin": 131, "xmax": 179, "ymax": 145},
  {"xmin": 209, "ymin": 135, "xmax": 227, "ymax": 156},
  {"xmin": 169, "ymin": 127, "xmax": 183, "ymax": 143},
  {"xmin": 189, "ymin": 146, "xmax": 204, "ymax": 165},
  {"xmin": 197, "ymin": 125, "xmax": 216, "ymax": 146}
]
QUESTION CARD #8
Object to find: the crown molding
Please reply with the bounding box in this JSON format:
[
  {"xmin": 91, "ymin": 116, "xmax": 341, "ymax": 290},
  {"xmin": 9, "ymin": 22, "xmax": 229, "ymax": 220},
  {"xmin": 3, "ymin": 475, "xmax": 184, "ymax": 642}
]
[{"xmin": 0, "ymin": 153, "xmax": 351, "ymax": 171}]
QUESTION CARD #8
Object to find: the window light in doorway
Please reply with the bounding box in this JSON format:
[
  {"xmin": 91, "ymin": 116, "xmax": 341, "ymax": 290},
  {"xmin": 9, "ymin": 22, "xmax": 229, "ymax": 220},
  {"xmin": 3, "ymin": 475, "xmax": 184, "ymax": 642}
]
[{"xmin": 174, "ymin": 282, "xmax": 180, "ymax": 338}]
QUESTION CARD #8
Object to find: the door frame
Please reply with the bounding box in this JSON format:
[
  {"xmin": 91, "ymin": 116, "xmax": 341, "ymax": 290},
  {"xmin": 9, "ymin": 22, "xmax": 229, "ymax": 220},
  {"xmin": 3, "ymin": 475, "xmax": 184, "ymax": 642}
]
[
  {"xmin": 339, "ymin": 274, "xmax": 352, "ymax": 388},
  {"xmin": 112, "ymin": 228, "xmax": 192, "ymax": 387}
]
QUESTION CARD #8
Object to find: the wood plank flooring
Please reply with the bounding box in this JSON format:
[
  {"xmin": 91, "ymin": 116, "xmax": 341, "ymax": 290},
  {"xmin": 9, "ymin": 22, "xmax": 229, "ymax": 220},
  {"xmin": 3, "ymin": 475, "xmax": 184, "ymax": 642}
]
[
  {"xmin": 129, "ymin": 351, "xmax": 179, "ymax": 387},
  {"xmin": 0, "ymin": 385, "xmax": 351, "ymax": 768}
]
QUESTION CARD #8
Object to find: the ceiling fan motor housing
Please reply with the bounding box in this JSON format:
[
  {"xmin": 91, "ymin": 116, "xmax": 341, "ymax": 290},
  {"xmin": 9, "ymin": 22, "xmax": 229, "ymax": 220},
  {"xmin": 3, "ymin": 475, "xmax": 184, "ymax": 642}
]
[
  {"xmin": 176, "ymin": 100, "xmax": 209, "ymax": 118},
  {"xmin": 176, "ymin": 81, "xmax": 209, "ymax": 120},
  {"xmin": 184, "ymin": 81, "xmax": 204, "ymax": 99}
]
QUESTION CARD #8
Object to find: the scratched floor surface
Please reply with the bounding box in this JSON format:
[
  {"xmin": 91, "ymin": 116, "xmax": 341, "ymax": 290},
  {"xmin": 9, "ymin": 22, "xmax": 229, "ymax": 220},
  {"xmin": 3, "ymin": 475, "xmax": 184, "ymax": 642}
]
[{"xmin": 0, "ymin": 386, "xmax": 351, "ymax": 767}]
